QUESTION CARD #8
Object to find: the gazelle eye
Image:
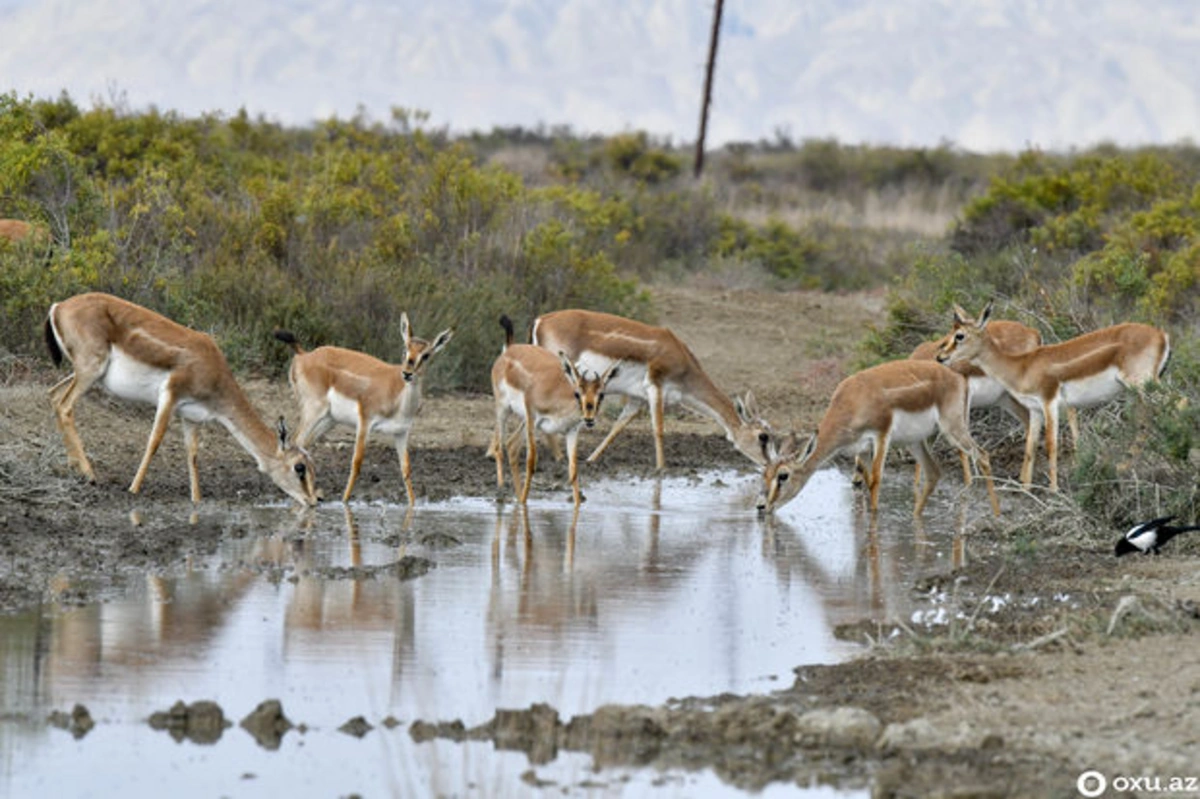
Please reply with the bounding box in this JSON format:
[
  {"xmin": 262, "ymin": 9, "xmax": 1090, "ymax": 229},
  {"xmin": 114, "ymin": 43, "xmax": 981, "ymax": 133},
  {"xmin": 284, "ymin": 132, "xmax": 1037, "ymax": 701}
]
[
  {"xmin": 954, "ymin": 331, "xmax": 965, "ymax": 342},
  {"xmin": 777, "ymin": 472, "xmax": 789, "ymax": 483},
  {"xmin": 598, "ymin": 393, "xmax": 605, "ymax": 402},
  {"xmin": 294, "ymin": 463, "xmax": 307, "ymax": 477},
  {"xmin": 574, "ymin": 391, "xmax": 581, "ymax": 400}
]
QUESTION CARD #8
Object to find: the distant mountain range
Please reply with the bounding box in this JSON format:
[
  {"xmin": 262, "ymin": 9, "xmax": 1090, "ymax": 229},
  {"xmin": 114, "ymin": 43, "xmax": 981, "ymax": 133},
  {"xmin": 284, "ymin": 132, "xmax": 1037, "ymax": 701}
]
[{"xmin": 2, "ymin": 0, "xmax": 1199, "ymax": 152}]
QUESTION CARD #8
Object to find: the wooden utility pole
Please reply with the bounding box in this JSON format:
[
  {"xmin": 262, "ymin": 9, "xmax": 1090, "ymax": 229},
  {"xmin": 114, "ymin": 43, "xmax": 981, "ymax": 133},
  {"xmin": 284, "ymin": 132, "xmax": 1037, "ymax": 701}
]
[{"xmin": 694, "ymin": 0, "xmax": 725, "ymax": 178}]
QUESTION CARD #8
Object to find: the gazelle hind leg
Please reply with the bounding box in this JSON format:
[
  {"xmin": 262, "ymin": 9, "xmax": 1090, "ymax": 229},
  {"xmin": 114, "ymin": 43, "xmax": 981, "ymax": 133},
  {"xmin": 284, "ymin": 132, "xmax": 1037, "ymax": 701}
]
[
  {"xmin": 910, "ymin": 440, "xmax": 940, "ymax": 519},
  {"xmin": 941, "ymin": 423, "xmax": 1001, "ymax": 517},
  {"xmin": 519, "ymin": 401, "xmax": 538, "ymax": 504},
  {"xmin": 50, "ymin": 369, "xmax": 103, "ymax": 482}
]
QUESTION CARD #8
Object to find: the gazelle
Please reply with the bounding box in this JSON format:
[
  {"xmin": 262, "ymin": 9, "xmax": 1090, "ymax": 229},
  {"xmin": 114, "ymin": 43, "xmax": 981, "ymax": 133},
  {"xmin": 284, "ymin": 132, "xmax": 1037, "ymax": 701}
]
[
  {"xmin": 492, "ymin": 315, "xmax": 620, "ymax": 506},
  {"xmin": 44, "ymin": 292, "xmax": 318, "ymax": 505},
  {"xmin": 531, "ymin": 309, "xmax": 771, "ymax": 469},
  {"xmin": 937, "ymin": 302, "xmax": 1170, "ymax": 491},
  {"xmin": 909, "ymin": 318, "xmax": 1083, "ymax": 484},
  {"xmin": 757, "ymin": 359, "xmax": 1000, "ymax": 518},
  {"xmin": 274, "ymin": 313, "xmax": 453, "ymax": 504},
  {"xmin": 0, "ymin": 219, "xmax": 34, "ymax": 243}
]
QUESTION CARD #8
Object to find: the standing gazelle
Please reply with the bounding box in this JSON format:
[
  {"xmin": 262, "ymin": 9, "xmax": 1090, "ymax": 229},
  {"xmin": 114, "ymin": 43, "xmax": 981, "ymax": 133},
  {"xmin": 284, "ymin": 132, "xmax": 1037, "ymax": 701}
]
[
  {"xmin": 531, "ymin": 309, "xmax": 771, "ymax": 469},
  {"xmin": 937, "ymin": 302, "xmax": 1170, "ymax": 491},
  {"xmin": 757, "ymin": 360, "xmax": 1000, "ymax": 518},
  {"xmin": 44, "ymin": 293, "xmax": 318, "ymax": 506},
  {"xmin": 492, "ymin": 315, "xmax": 620, "ymax": 506},
  {"xmin": 909, "ymin": 318, "xmax": 1077, "ymax": 484},
  {"xmin": 274, "ymin": 313, "xmax": 453, "ymax": 504}
]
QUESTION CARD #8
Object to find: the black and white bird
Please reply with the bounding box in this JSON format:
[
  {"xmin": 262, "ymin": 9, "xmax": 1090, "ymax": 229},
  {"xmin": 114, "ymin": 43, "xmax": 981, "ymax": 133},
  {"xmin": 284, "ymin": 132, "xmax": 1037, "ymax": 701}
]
[{"xmin": 1115, "ymin": 516, "xmax": 1200, "ymax": 556}]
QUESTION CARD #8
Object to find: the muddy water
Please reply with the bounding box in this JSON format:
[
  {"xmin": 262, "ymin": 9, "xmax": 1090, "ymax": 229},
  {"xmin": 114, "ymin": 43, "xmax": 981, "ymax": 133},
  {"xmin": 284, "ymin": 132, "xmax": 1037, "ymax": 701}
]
[{"xmin": 0, "ymin": 469, "xmax": 979, "ymax": 797}]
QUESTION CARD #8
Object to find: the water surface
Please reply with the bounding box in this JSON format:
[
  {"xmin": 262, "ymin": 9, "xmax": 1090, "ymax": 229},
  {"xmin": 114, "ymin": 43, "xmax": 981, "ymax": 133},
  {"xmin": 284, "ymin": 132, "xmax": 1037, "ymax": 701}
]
[{"xmin": 0, "ymin": 469, "xmax": 979, "ymax": 797}]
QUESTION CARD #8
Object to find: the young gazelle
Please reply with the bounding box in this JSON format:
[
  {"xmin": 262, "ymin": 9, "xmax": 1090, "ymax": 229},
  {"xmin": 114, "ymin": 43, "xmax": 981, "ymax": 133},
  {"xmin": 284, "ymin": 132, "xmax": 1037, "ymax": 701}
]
[
  {"xmin": 757, "ymin": 360, "xmax": 1000, "ymax": 518},
  {"xmin": 492, "ymin": 315, "xmax": 620, "ymax": 506},
  {"xmin": 274, "ymin": 313, "xmax": 453, "ymax": 504},
  {"xmin": 531, "ymin": 309, "xmax": 771, "ymax": 469},
  {"xmin": 937, "ymin": 302, "xmax": 1170, "ymax": 491},
  {"xmin": 908, "ymin": 318, "xmax": 1082, "ymax": 485},
  {"xmin": 44, "ymin": 293, "xmax": 318, "ymax": 506}
]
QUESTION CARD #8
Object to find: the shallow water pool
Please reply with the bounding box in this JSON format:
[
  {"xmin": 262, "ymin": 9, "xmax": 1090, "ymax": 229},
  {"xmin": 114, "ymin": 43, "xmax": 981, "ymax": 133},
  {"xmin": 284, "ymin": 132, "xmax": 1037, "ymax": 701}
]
[{"xmin": 0, "ymin": 469, "xmax": 981, "ymax": 797}]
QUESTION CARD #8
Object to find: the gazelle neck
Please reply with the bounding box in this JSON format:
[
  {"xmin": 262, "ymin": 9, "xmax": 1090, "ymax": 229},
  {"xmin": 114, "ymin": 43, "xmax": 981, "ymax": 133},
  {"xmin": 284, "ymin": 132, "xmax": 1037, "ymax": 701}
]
[
  {"xmin": 211, "ymin": 379, "xmax": 283, "ymax": 470},
  {"xmin": 681, "ymin": 372, "xmax": 742, "ymax": 436}
]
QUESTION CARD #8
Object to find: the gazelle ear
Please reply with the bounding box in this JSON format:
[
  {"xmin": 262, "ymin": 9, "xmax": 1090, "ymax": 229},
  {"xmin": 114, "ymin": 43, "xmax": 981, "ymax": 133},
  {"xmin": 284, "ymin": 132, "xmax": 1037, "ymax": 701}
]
[
  {"xmin": 277, "ymin": 416, "xmax": 291, "ymax": 448},
  {"xmin": 798, "ymin": 432, "xmax": 818, "ymax": 463},
  {"xmin": 952, "ymin": 304, "xmax": 970, "ymax": 326},
  {"xmin": 431, "ymin": 328, "xmax": 454, "ymax": 353},
  {"xmin": 978, "ymin": 300, "xmax": 994, "ymax": 328},
  {"xmin": 558, "ymin": 351, "xmax": 580, "ymax": 383},
  {"xmin": 735, "ymin": 391, "xmax": 759, "ymax": 422},
  {"xmin": 601, "ymin": 359, "xmax": 622, "ymax": 385},
  {"xmin": 401, "ymin": 312, "xmax": 412, "ymax": 345}
]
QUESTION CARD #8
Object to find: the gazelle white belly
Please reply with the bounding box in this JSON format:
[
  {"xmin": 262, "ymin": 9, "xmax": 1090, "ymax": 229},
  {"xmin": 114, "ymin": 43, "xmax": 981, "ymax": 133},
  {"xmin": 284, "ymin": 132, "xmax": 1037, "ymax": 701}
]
[
  {"xmin": 574, "ymin": 352, "xmax": 649, "ymax": 399},
  {"xmin": 1060, "ymin": 367, "xmax": 1123, "ymax": 409},
  {"xmin": 889, "ymin": 407, "xmax": 939, "ymax": 444},
  {"xmin": 326, "ymin": 389, "xmax": 364, "ymax": 428},
  {"xmin": 967, "ymin": 375, "xmax": 1007, "ymax": 408},
  {"xmin": 103, "ymin": 346, "xmax": 169, "ymax": 406}
]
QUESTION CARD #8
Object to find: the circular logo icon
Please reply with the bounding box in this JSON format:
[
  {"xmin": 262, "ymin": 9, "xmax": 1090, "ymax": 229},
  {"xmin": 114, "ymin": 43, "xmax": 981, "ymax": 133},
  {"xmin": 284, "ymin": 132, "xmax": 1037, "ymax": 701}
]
[{"xmin": 1077, "ymin": 770, "xmax": 1107, "ymax": 798}]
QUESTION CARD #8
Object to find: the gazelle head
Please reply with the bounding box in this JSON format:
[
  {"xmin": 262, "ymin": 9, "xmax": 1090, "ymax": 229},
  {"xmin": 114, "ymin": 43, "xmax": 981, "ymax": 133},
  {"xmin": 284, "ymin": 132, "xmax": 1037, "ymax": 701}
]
[
  {"xmin": 936, "ymin": 301, "xmax": 993, "ymax": 368},
  {"xmin": 269, "ymin": 417, "xmax": 319, "ymax": 507},
  {"xmin": 733, "ymin": 392, "xmax": 773, "ymax": 466},
  {"xmin": 559, "ymin": 352, "xmax": 621, "ymax": 429},
  {"xmin": 400, "ymin": 312, "xmax": 454, "ymax": 383},
  {"xmin": 756, "ymin": 431, "xmax": 817, "ymax": 515}
]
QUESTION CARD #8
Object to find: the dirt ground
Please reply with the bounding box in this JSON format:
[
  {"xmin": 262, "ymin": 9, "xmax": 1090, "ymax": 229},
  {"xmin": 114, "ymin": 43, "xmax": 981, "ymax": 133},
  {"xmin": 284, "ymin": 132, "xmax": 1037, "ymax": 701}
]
[{"xmin": 2, "ymin": 284, "xmax": 1199, "ymax": 797}]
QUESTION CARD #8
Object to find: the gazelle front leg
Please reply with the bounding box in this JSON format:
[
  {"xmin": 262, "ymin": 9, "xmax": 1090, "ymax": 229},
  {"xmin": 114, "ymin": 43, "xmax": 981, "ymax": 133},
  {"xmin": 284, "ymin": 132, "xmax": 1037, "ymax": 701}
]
[
  {"xmin": 564, "ymin": 425, "xmax": 583, "ymax": 506},
  {"xmin": 647, "ymin": 383, "xmax": 666, "ymax": 470},
  {"xmin": 395, "ymin": 430, "xmax": 415, "ymax": 505},
  {"xmin": 865, "ymin": 432, "xmax": 892, "ymax": 515},
  {"xmin": 342, "ymin": 406, "xmax": 370, "ymax": 502},
  {"xmin": 182, "ymin": 420, "xmax": 202, "ymax": 504},
  {"xmin": 1044, "ymin": 399, "xmax": 1061, "ymax": 492},
  {"xmin": 130, "ymin": 388, "xmax": 180, "ymax": 494},
  {"xmin": 1019, "ymin": 410, "xmax": 1043, "ymax": 488},
  {"xmin": 586, "ymin": 399, "xmax": 643, "ymax": 463}
]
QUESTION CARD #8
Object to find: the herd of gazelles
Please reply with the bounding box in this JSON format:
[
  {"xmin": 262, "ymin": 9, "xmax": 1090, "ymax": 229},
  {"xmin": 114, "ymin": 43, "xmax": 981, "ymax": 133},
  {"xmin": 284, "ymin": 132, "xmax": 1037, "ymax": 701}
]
[{"xmin": 40, "ymin": 292, "xmax": 1170, "ymax": 519}]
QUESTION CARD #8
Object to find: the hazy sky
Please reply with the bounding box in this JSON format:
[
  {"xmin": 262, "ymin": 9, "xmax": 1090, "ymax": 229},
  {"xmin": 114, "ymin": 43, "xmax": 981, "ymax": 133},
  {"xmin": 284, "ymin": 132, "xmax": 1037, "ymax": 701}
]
[{"xmin": 3, "ymin": 0, "xmax": 1199, "ymax": 151}]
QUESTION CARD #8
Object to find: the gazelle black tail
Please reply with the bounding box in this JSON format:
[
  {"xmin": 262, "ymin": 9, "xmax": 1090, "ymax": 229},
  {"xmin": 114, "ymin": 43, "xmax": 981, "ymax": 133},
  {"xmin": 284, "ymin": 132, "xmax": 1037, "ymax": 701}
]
[
  {"xmin": 499, "ymin": 315, "xmax": 515, "ymax": 348},
  {"xmin": 273, "ymin": 329, "xmax": 305, "ymax": 354}
]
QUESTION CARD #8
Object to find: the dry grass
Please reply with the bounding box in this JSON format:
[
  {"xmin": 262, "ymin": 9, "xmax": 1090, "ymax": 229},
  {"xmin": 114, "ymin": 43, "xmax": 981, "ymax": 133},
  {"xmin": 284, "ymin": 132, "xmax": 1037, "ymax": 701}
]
[{"xmin": 727, "ymin": 185, "xmax": 960, "ymax": 237}]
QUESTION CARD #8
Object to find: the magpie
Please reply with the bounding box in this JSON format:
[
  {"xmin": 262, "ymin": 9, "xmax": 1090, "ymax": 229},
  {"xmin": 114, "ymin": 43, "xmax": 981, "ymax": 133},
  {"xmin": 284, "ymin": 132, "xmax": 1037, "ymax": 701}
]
[{"xmin": 1115, "ymin": 515, "xmax": 1200, "ymax": 556}]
